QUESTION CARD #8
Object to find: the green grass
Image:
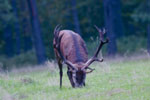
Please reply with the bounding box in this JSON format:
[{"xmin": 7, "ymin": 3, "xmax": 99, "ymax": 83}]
[{"xmin": 0, "ymin": 56, "xmax": 150, "ymax": 100}]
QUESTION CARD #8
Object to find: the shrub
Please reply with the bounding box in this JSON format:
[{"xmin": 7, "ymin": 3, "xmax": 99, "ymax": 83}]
[
  {"xmin": 117, "ymin": 35, "xmax": 147, "ymax": 55},
  {"xmin": 0, "ymin": 50, "xmax": 37, "ymax": 70},
  {"xmin": 86, "ymin": 35, "xmax": 147, "ymax": 57}
]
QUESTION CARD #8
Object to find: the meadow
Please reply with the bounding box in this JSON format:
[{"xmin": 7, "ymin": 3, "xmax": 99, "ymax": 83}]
[{"xmin": 0, "ymin": 55, "xmax": 150, "ymax": 100}]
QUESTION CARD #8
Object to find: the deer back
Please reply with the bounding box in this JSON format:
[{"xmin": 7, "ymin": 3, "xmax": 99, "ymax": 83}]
[{"xmin": 54, "ymin": 30, "xmax": 88, "ymax": 64}]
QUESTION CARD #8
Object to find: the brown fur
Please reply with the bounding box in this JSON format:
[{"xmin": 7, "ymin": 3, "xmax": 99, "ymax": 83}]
[
  {"xmin": 53, "ymin": 26, "xmax": 108, "ymax": 88},
  {"xmin": 54, "ymin": 30, "xmax": 88, "ymax": 66}
]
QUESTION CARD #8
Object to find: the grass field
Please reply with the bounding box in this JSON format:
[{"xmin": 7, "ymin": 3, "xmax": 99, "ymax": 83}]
[{"xmin": 0, "ymin": 55, "xmax": 150, "ymax": 100}]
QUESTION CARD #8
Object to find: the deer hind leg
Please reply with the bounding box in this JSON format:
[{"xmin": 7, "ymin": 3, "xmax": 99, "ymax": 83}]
[
  {"xmin": 54, "ymin": 48, "xmax": 63, "ymax": 88},
  {"xmin": 58, "ymin": 60, "xmax": 63, "ymax": 88}
]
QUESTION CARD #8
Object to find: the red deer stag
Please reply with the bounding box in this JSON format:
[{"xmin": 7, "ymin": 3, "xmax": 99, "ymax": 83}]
[{"xmin": 53, "ymin": 25, "xmax": 108, "ymax": 88}]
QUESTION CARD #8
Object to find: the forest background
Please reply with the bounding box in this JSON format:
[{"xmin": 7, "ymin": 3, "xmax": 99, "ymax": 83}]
[{"xmin": 0, "ymin": 0, "xmax": 149, "ymax": 70}]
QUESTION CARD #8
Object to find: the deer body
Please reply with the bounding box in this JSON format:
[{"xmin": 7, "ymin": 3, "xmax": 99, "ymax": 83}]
[
  {"xmin": 54, "ymin": 30, "xmax": 88, "ymax": 87},
  {"xmin": 53, "ymin": 25, "xmax": 108, "ymax": 88},
  {"xmin": 57, "ymin": 30, "xmax": 88, "ymax": 64}
]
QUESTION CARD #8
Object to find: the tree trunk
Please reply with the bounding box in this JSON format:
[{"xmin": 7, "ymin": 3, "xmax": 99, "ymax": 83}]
[
  {"xmin": 20, "ymin": 0, "xmax": 32, "ymax": 52},
  {"xmin": 70, "ymin": 0, "xmax": 81, "ymax": 35},
  {"xmin": 148, "ymin": 24, "xmax": 150, "ymax": 54},
  {"xmin": 27, "ymin": 0, "xmax": 46, "ymax": 64},
  {"xmin": 112, "ymin": 0, "xmax": 124, "ymax": 38},
  {"xmin": 3, "ymin": 25, "xmax": 13, "ymax": 57},
  {"xmin": 64, "ymin": 0, "xmax": 72, "ymax": 29},
  {"xmin": 103, "ymin": 0, "xmax": 120, "ymax": 56},
  {"xmin": 147, "ymin": 0, "xmax": 150, "ymax": 54},
  {"xmin": 11, "ymin": 0, "xmax": 21, "ymax": 55}
]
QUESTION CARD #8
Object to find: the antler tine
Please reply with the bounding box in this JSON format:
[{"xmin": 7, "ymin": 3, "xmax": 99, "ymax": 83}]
[
  {"xmin": 103, "ymin": 28, "xmax": 106, "ymax": 34},
  {"xmin": 82, "ymin": 25, "xmax": 108, "ymax": 70},
  {"xmin": 54, "ymin": 24, "xmax": 60, "ymax": 35},
  {"xmin": 94, "ymin": 25, "xmax": 102, "ymax": 33},
  {"xmin": 56, "ymin": 25, "xmax": 62, "ymax": 36},
  {"xmin": 54, "ymin": 25, "xmax": 62, "ymax": 48},
  {"xmin": 95, "ymin": 25, "xmax": 104, "ymax": 41},
  {"xmin": 56, "ymin": 25, "xmax": 62, "ymax": 33},
  {"xmin": 85, "ymin": 67, "xmax": 95, "ymax": 74},
  {"xmin": 93, "ymin": 26, "xmax": 106, "ymax": 57}
]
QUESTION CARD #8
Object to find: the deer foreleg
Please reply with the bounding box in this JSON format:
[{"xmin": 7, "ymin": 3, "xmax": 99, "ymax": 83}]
[{"xmin": 58, "ymin": 61, "xmax": 63, "ymax": 88}]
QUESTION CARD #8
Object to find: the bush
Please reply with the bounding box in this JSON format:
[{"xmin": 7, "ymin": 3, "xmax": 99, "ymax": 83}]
[
  {"xmin": 86, "ymin": 35, "xmax": 147, "ymax": 57},
  {"xmin": 86, "ymin": 36, "xmax": 107, "ymax": 57},
  {"xmin": 0, "ymin": 35, "xmax": 147, "ymax": 70},
  {"xmin": 0, "ymin": 50, "xmax": 37, "ymax": 70},
  {"xmin": 117, "ymin": 35, "xmax": 147, "ymax": 55}
]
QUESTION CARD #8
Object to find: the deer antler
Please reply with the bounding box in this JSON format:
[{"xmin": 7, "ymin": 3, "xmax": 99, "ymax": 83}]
[
  {"xmin": 82, "ymin": 25, "xmax": 109, "ymax": 70},
  {"xmin": 85, "ymin": 67, "xmax": 95, "ymax": 74},
  {"xmin": 54, "ymin": 25, "xmax": 77, "ymax": 70}
]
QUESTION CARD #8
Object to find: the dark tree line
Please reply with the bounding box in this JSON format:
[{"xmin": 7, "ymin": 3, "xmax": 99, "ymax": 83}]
[
  {"xmin": 3, "ymin": 24, "xmax": 13, "ymax": 57},
  {"xmin": 19, "ymin": 0, "xmax": 32, "ymax": 52},
  {"xmin": 71, "ymin": 0, "xmax": 81, "ymax": 35},
  {"xmin": 11, "ymin": 0, "xmax": 21, "ymax": 55},
  {"xmin": 0, "ymin": 0, "xmax": 149, "ymax": 65},
  {"xmin": 27, "ymin": 0, "xmax": 46, "ymax": 64}
]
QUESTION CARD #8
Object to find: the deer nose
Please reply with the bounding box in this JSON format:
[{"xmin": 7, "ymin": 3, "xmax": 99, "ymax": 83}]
[
  {"xmin": 78, "ymin": 85, "xmax": 83, "ymax": 88},
  {"xmin": 75, "ymin": 84, "xmax": 84, "ymax": 88}
]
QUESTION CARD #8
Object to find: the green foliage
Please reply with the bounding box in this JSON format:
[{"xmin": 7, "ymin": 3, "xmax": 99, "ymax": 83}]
[
  {"xmin": 36, "ymin": 0, "xmax": 104, "ymax": 59},
  {"xmin": 0, "ymin": 35, "xmax": 146, "ymax": 70},
  {"xmin": 117, "ymin": 35, "xmax": 147, "ymax": 55},
  {"xmin": 86, "ymin": 36, "xmax": 107, "ymax": 57},
  {"xmin": 131, "ymin": 0, "xmax": 150, "ymax": 23},
  {"xmin": 86, "ymin": 35, "xmax": 147, "ymax": 57},
  {"xmin": 0, "ymin": 50, "xmax": 37, "ymax": 70},
  {"xmin": 0, "ymin": 57, "xmax": 150, "ymax": 99},
  {"xmin": 0, "ymin": 0, "xmax": 149, "ymax": 64},
  {"xmin": 0, "ymin": 0, "xmax": 14, "ymax": 27},
  {"xmin": 33, "ymin": 0, "xmax": 149, "ymax": 59}
]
